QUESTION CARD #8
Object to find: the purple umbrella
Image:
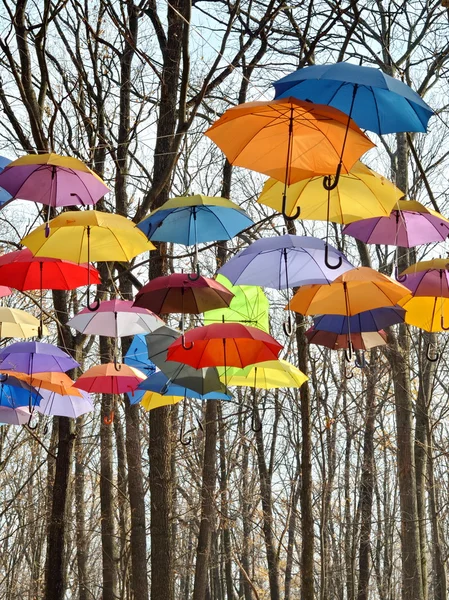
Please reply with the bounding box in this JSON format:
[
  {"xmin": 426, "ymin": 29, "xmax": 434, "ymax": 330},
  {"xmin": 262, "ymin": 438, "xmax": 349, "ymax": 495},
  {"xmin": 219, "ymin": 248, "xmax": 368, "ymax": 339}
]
[
  {"xmin": 218, "ymin": 235, "xmax": 353, "ymax": 335},
  {"xmin": 0, "ymin": 342, "xmax": 79, "ymax": 375},
  {"xmin": 36, "ymin": 388, "xmax": 93, "ymax": 418},
  {"xmin": 342, "ymin": 200, "xmax": 449, "ymax": 247},
  {"xmin": 401, "ymin": 268, "xmax": 449, "ymax": 298}
]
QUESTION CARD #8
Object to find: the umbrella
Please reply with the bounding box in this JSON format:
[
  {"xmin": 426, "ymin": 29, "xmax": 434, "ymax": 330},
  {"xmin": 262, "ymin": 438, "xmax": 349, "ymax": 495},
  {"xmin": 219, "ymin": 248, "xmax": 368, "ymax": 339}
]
[
  {"xmin": 399, "ymin": 260, "xmax": 449, "ymax": 300},
  {"xmin": 273, "ymin": 61, "xmax": 434, "ymax": 135},
  {"xmin": 398, "ymin": 295, "xmax": 449, "ymax": 333},
  {"xmin": 145, "ymin": 326, "xmax": 225, "ymax": 394},
  {"xmin": 137, "ymin": 195, "xmax": 254, "ymax": 278},
  {"xmin": 0, "ymin": 153, "xmax": 110, "ymax": 233},
  {"xmin": 258, "ymin": 161, "xmax": 403, "ymax": 223},
  {"xmin": 219, "ymin": 359, "xmax": 308, "ymax": 389},
  {"xmin": 0, "ymin": 156, "xmax": 13, "ymax": 208},
  {"xmin": 0, "ymin": 286, "xmax": 11, "ymax": 298},
  {"xmin": 305, "ymin": 327, "xmax": 387, "ymax": 350},
  {"xmin": 203, "ymin": 274, "xmax": 270, "ymax": 332},
  {"xmin": 0, "ymin": 371, "xmax": 82, "ymax": 396},
  {"xmin": 218, "ymin": 234, "xmax": 353, "ymax": 334},
  {"xmin": 0, "ymin": 341, "xmax": 79, "ymax": 374},
  {"xmin": 205, "ymin": 97, "xmax": 374, "ymax": 218},
  {"xmin": 313, "ymin": 306, "xmax": 406, "ymax": 333},
  {"xmin": 73, "ymin": 363, "xmax": 146, "ymax": 395},
  {"xmin": 36, "ymin": 388, "xmax": 93, "ymax": 418},
  {"xmin": 124, "ymin": 334, "xmax": 157, "ymax": 377},
  {"xmin": 137, "ymin": 391, "xmax": 183, "ymax": 410},
  {"xmin": 342, "ymin": 200, "xmax": 449, "ymax": 247},
  {"xmin": 0, "ymin": 307, "xmax": 49, "ymax": 338},
  {"xmin": 136, "ymin": 370, "xmax": 230, "ymax": 400},
  {"xmin": 67, "ymin": 299, "xmax": 163, "ymax": 369},
  {"xmin": 0, "ymin": 406, "xmax": 31, "ymax": 425},
  {"xmin": 166, "ymin": 323, "xmax": 283, "ymax": 370},
  {"xmin": 0, "ymin": 376, "xmax": 42, "ymax": 409},
  {"xmin": 21, "ymin": 210, "xmax": 155, "ymax": 310}
]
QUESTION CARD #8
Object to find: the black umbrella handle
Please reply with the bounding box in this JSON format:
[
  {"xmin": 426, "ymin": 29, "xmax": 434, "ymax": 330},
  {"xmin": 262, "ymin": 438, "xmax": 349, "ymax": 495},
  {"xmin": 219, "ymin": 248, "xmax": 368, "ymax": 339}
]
[
  {"xmin": 188, "ymin": 264, "xmax": 201, "ymax": 282},
  {"xmin": 324, "ymin": 243, "xmax": 343, "ymax": 270},
  {"xmin": 426, "ymin": 342, "xmax": 439, "ymax": 362}
]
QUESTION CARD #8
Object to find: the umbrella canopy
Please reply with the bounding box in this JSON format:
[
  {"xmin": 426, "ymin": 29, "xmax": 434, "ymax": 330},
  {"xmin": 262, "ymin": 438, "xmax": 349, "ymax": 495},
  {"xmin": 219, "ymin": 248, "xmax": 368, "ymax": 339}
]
[
  {"xmin": 258, "ymin": 161, "xmax": 403, "ymax": 223},
  {"xmin": 166, "ymin": 323, "xmax": 283, "ymax": 369},
  {"xmin": 0, "ymin": 341, "xmax": 79, "ymax": 374},
  {"xmin": 136, "ymin": 370, "xmax": 231, "ymax": 400},
  {"xmin": 290, "ymin": 267, "xmax": 409, "ymax": 316},
  {"xmin": 313, "ymin": 305, "xmax": 405, "ymax": 333},
  {"xmin": 398, "ymin": 295, "xmax": 449, "ymax": 332},
  {"xmin": 124, "ymin": 334, "xmax": 157, "ymax": 377},
  {"xmin": 0, "ymin": 406, "xmax": 32, "ymax": 425},
  {"xmin": 342, "ymin": 200, "xmax": 449, "ymax": 247},
  {"xmin": 203, "ymin": 274, "xmax": 270, "ymax": 332},
  {"xmin": 305, "ymin": 327, "xmax": 387, "ymax": 350},
  {"xmin": 137, "ymin": 195, "xmax": 254, "ymax": 244},
  {"xmin": 74, "ymin": 363, "xmax": 146, "ymax": 394},
  {"xmin": 218, "ymin": 235, "xmax": 353, "ymax": 288},
  {"xmin": 0, "ymin": 286, "xmax": 11, "ymax": 298},
  {"xmin": 0, "ymin": 248, "xmax": 101, "ymax": 290},
  {"xmin": 138, "ymin": 391, "xmax": 183, "ymax": 410},
  {"xmin": 67, "ymin": 299, "xmax": 163, "ymax": 337},
  {"xmin": 0, "ymin": 156, "xmax": 13, "ymax": 208},
  {"xmin": 21, "ymin": 210, "xmax": 155, "ymax": 263},
  {"xmin": 400, "ymin": 266, "xmax": 449, "ymax": 298},
  {"xmin": 0, "ymin": 376, "xmax": 42, "ymax": 409},
  {"xmin": 145, "ymin": 326, "xmax": 225, "ymax": 394},
  {"xmin": 134, "ymin": 273, "xmax": 234, "ymax": 314},
  {"xmin": 205, "ymin": 97, "xmax": 374, "ymax": 185},
  {"xmin": 219, "ymin": 359, "xmax": 308, "ymax": 389},
  {"xmin": 0, "ymin": 153, "xmax": 109, "ymax": 208},
  {"xmin": 36, "ymin": 388, "xmax": 93, "ymax": 418},
  {"xmin": 273, "ymin": 61, "xmax": 434, "ymax": 134},
  {"xmin": 0, "ymin": 371, "xmax": 82, "ymax": 396},
  {"xmin": 0, "ymin": 307, "xmax": 48, "ymax": 338}
]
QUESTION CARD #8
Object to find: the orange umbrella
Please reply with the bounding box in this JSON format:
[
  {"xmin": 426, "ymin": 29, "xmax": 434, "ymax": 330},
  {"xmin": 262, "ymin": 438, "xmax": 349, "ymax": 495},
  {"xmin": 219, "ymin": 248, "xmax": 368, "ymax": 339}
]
[
  {"xmin": 205, "ymin": 98, "xmax": 374, "ymax": 218},
  {"xmin": 0, "ymin": 371, "xmax": 82, "ymax": 396}
]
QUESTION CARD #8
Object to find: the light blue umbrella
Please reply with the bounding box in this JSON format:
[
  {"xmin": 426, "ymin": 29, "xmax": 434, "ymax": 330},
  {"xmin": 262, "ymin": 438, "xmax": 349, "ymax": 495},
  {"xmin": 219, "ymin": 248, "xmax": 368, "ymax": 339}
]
[
  {"xmin": 124, "ymin": 334, "xmax": 157, "ymax": 377},
  {"xmin": 0, "ymin": 156, "xmax": 13, "ymax": 208}
]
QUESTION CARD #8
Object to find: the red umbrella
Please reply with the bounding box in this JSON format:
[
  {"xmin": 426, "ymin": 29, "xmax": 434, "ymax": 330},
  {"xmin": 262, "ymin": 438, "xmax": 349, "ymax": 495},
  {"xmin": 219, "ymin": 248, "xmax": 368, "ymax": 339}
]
[
  {"xmin": 166, "ymin": 323, "xmax": 283, "ymax": 369},
  {"xmin": 74, "ymin": 363, "xmax": 146, "ymax": 394},
  {"xmin": 305, "ymin": 326, "xmax": 387, "ymax": 350},
  {"xmin": 133, "ymin": 273, "xmax": 234, "ymax": 314},
  {"xmin": 0, "ymin": 248, "xmax": 100, "ymax": 335}
]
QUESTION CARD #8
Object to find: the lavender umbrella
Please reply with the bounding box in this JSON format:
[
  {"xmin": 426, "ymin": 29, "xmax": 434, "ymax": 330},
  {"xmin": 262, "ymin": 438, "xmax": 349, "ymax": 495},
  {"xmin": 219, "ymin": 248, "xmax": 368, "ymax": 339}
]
[
  {"xmin": 313, "ymin": 306, "xmax": 405, "ymax": 334},
  {"xmin": 36, "ymin": 388, "xmax": 93, "ymax": 418},
  {"xmin": 0, "ymin": 342, "xmax": 79, "ymax": 375},
  {"xmin": 0, "ymin": 406, "xmax": 31, "ymax": 425},
  {"xmin": 342, "ymin": 200, "xmax": 449, "ymax": 247},
  {"xmin": 218, "ymin": 234, "xmax": 353, "ymax": 334}
]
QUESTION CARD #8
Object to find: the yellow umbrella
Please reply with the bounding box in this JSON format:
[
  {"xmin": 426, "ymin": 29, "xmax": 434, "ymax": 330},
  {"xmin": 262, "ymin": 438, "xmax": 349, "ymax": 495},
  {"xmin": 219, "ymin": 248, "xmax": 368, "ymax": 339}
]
[
  {"xmin": 400, "ymin": 258, "xmax": 449, "ymax": 274},
  {"xmin": 218, "ymin": 359, "xmax": 308, "ymax": 389},
  {"xmin": 140, "ymin": 391, "xmax": 183, "ymax": 411},
  {"xmin": 0, "ymin": 307, "xmax": 48, "ymax": 338},
  {"xmin": 398, "ymin": 294, "xmax": 449, "ymax": 333},
  {"xmin": 290, "ymin": 267, "xmax": 409, "ymax": 316},
  {"xmin": 258, "ymin": 161, "xmax": 402, "ymax": 223}
]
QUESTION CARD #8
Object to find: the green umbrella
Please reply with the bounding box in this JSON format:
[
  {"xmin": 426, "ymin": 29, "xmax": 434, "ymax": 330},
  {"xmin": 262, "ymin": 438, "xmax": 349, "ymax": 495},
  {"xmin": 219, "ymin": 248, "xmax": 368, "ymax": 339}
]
[{"xmin": 203, "ymin": 275, "xmax": 269, "ymax": 332}]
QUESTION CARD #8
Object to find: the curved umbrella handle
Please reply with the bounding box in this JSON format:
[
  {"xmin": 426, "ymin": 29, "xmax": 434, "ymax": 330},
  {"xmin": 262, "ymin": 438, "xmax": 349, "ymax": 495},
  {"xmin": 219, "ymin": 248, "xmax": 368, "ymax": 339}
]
[
  {"xmin": 283, "ymin": 314, "xmax": 294, "ymax": 337},
  {"xmin": 27, "ymin": 412, "xmax": 39, "ymax": 430},
  {"xmin": 322, "ymin": 163, "xmax": 342, "ymax": 191},
  {"xmin": 441, "ymin": 314, "xmax": 449, "ymax": 331},
  {"xmin": 180, "ymin": 426, "xmax": 193, "ymax": 446},
  {"xmin": 394, "ymin": 266, "xmax": 407, "ymax": 283},
  {"xmin": 86, "ymin": 297, "xmax": 101, "ymax": 312},
  {"xmin": 344, "ymin": 342, "xmax": 353, "ymax": 363},
  {"xmin": 344, "ymin": 366, "xmax": 354, "ymax": 380},
  {"xmin": 114, "ymin": 356, "xmax": 122, "ymax": 372},
  {"xmin": 324, "ymin": 243, "xmax": 343, "ymax": 270},
  {"xmin": 188, "ymin": 264, "xmax": 201, "ymax": 282},
  {"xmin": 281, "ymin": 191, "xmax": 300, "ymax": 221},
  {"xmin": 182, "ymin": 335, "xmax": 194, "ymax": 350},
  {"xmin": 103, "ymin": 411, "xmax": 115, "ymax": 425},
  {"xmin": 355, "ymin": 351, "xmax": 367, "ymax": 369},
  {"xmin": 426, "ymin": 342, "xmax": 439, "ymax": 362}
]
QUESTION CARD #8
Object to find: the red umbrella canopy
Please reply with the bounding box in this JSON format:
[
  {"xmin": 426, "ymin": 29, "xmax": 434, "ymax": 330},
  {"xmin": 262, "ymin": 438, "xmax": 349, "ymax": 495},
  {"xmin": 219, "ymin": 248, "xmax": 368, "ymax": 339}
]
[
  {"xmin": 166, "ymin": 323, "xmax": 283, "ymax": 368},
  {"xmin": 133, "ymin": 273, "xmax": 234, "ymax": 314},
  {"xmin": 73, "ymin": 363, "xmax": 146, "ymax": 394},
  {"xmin": 0, "ymin": 248, "xmax": 100, "ymax": 290}
]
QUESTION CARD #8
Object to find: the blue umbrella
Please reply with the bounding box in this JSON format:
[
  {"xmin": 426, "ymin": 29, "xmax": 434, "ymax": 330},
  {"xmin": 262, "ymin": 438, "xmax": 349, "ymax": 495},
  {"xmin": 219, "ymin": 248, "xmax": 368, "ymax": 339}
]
[
  {"xmin": 0, "ymin": 376, "xmax": 42, "ymax": 409},
  {"xmin": 313, "ymin": 305, "xmax": 405, "ymax": 334},
  {"xmin": 128, "ymin": 370, "xmax": 231, "ymax": 404},
  {"xmin": 0, "ymin": 156, "xmax": 13, "ymax": 208},
  {"xmin": 124, "ymin": 334, "xmax": 157, "ymax": 377},
  {"xmin": 273, "ymin": 61, "xmax": 434, "ymax": 136}
]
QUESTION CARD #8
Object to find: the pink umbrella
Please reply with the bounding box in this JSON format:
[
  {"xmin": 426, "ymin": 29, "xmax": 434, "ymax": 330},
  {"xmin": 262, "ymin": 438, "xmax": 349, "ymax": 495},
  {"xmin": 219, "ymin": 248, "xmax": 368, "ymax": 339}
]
[
  {"xmin": 0, "ymin": 286, "xmax": 11, "ymax": 298},
  {"xmin": 73, "ymin": 363, "xmax": 146, "ymax": 395},
  {"xmin": 36, "ymin": 388, "xmax": 93, "ymax": 418},
  {"xmin": 0, "ymin": 406, "xmax": 31, "ymax": 425}
]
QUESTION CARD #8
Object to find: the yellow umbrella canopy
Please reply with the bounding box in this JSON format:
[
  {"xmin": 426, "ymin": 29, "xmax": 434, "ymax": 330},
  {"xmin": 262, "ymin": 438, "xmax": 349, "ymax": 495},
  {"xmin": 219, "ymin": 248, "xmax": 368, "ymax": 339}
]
[
  {"xmin": 218, "ymin": 359, "xmax": 308, "ymax": 389},
  {"xmin": 290, "ymin": 266, "xmax": 409, "ymax": 316},
  {"xmin": 398, "ymin": 294, "xmax": 449, "ymax": 332},
  {"xmin": 21, "ymin": 210, "xmax": 155, "ymax": 263},
  {"xmin": 0, "ymin": 307, "xmax": 48, "ymax": 338},
  {"xmin": 401, "ymin": 258, "xmax": 449, "ymax": 275},
  {"xmin": 257, "ymin": 161, "xmax": 403, "ymax": 223},
  {"xmin": 140, "ymin": 391, "xmax": 183, "ymax": 411}
]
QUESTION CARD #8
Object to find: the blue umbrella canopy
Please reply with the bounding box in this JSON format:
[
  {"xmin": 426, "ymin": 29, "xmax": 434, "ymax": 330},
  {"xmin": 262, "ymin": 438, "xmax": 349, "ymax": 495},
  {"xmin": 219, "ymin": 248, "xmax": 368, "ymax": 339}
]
[
  {"xmin": 0, "ymin": 376, "xmax": 42, "ymax": 409},
  {"xmin": 0, "ymin": 156, "xmax": 13, "ymax": 208},
  {"xmin": 273, "ymin": 61, "xmax": 433, "ymax": 135},
  {"xmin": 313, "ymin": 305, "xmax": 406, "ymax": 334},
  {"xmin": 124, "ymin": 334, "xmax": 157, "ymax": 377}
]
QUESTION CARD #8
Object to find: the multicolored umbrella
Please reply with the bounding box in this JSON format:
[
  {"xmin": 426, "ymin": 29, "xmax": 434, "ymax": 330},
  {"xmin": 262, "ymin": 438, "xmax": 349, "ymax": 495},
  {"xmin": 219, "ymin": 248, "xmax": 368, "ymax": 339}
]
[
  {"xmin": 273, "ymin": 61, "xmax": 434, "ymax": 135},
  {"xmin": 203, "ymin": 274, "xmax": 270, "ymax": 332},
  {"xmin": 166, "ymin": 323, "xmax": 283, "ymax": 370},
  {"xmin": 0, "ymin": 342, "xmax": 79, "ymax": 374},
  {"xmin": 313, "ymin": 306, "xmax": 405, "ymax": 333},
  {"xmin": 0, "ymin": 307, "xmax": 48, "ymax": 338},
  {"xmin": 124, "ymin": 334, "xmax": 157, "ymax": 377},
  {"xmin": 305, "ymin": 327, "xmax": 387, "ymax": 350},
  {"xmin": 146, "ymin": 326, "xmax": 224, "ymax": 394},
  {"xmin": 205, "ymin": 97, "xmax": 374, "ymax": 218},
  {"xmin": 74, "ymin": 363, "xmax": 146, "ymax": 395},
  {"xmin": 36, "ymin": 388, "xmax": 93, "ymax": 418},
  {"xmin": 0, "ymin": 406, "xmax": 31, "ymax": 425}
]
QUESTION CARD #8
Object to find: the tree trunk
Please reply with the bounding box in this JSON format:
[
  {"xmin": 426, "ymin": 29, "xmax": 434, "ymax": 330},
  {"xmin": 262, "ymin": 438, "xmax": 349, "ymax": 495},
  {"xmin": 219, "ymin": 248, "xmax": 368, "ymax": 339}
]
[
  {"xmin": 75, "ymin": 416, "xmax": 89, "ymax": 600},
  {"xmin": 193, "ymin": 400, "xmax": 218, "ymax": 600}
]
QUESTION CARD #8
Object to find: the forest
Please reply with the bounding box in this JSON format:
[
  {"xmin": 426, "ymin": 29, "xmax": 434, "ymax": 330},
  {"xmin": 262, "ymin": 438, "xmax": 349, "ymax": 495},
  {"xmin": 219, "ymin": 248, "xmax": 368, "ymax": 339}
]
[{"xmin": 0, "ymin": 1, "xmax": 449, "ymax": 600}]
